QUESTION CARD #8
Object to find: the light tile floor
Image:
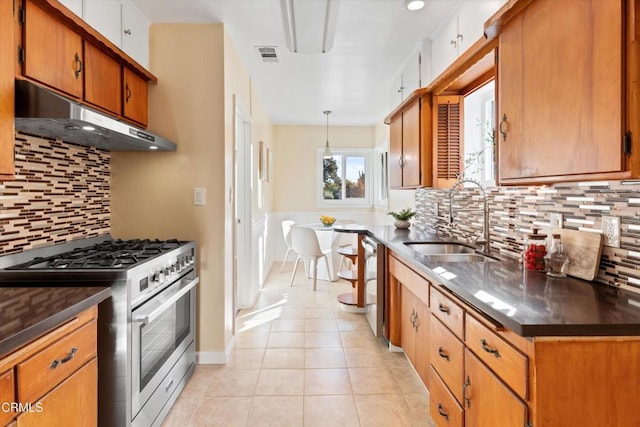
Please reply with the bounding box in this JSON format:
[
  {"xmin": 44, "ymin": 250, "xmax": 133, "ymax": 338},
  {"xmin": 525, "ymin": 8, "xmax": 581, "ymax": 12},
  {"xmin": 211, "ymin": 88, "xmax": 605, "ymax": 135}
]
[{"xmin": 163, "ymin": 265, "xmax": 436, "ymax": 427}]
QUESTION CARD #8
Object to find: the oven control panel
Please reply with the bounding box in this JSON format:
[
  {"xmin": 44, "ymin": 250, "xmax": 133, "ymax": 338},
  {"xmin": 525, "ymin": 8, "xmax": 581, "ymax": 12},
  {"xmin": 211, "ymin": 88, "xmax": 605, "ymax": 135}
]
[{"xmin": 131, "ymin": 244, "xmax": 196, "ymax": 307}]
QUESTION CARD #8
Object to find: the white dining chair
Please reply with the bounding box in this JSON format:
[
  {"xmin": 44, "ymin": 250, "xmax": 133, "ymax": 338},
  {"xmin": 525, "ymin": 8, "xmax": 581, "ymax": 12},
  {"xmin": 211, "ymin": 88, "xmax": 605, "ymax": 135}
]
[
  {"xmin": 289, "ymin": 226, "xmax": 331, "ymax": 291},
  {"xmin": 280, "ymin": 220, "xmax": 296, "ymax": 272}
]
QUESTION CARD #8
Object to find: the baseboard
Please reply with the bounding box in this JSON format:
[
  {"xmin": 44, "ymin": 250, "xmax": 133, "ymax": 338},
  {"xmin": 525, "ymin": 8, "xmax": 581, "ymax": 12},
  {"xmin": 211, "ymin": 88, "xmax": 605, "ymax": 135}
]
[{"xmin": 196, "ymin": 336, "xmax": 236, "ymax": 364}]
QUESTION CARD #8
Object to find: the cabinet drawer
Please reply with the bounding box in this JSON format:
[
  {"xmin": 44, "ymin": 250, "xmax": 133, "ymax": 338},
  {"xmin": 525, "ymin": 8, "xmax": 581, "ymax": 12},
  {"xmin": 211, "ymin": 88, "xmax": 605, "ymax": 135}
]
[
  {"xmin": 17, "ymin": 320, "xmax": 97, "ymax": 404},
  {"xmin": 429, "ymin": 366, "xmax": 463, "ymax": 427},
  {"xmin": 430, "ymin": 286, "xmax": 464, "ymax": 339},
  {"xmin": 429, "ymin": 315, "xmax": 464, "ymax": 404},
  {"xmin": 0, "ymin": 369, "xmax": 15, "ymax": 426},
  {"xmin": 465, "ymin": 314, "xmax": 528, "ymax": 399}
]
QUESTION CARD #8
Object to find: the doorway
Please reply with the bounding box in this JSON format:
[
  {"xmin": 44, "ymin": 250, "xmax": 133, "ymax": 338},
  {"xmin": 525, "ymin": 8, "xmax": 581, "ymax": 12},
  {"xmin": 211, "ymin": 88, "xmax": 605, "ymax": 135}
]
[{"xmin": 234, "ymin": 105, "xmax": 253, "ymax": 313}]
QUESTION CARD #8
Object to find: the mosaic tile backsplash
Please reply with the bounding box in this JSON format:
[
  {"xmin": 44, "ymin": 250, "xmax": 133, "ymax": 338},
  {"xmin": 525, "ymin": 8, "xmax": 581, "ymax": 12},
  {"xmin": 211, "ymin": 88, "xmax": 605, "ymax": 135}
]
[
  {"xmin": 0, "ymin": 134, "xmax": 110, "ymax": 255},
  {"xmin": 415, "ymin": 181, "xmax": 640, "ymax": 295}
]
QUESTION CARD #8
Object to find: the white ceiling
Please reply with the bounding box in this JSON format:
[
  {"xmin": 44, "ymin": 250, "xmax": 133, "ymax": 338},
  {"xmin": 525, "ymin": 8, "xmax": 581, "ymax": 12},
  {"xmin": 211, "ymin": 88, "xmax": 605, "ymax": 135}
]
[{"xmin": 133, "ymin": 0, "xmax": 464, "ymax": 126}]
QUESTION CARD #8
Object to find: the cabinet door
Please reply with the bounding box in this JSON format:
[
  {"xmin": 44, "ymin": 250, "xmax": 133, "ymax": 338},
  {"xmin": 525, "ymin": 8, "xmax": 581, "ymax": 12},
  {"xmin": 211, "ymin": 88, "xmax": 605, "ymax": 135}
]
[
  {"xmin": 464, "ymin": 349, "xmax": 527, "ymax": 427},
  {"xmin": 389, "ymin": 114, "xmax": 403, "ymax": 188},
  {"xmin": 23, "ymin": 0, "xmax": 83, "ymax": 98},
  {"xmin": 498, "ymin": 0, "xmax": 622, "ymax": 181},
  {"xmin": 457, "ymin": 1, "xmax": 500, "ymax": 53},
  {"xmin": 16, "ymin": 358, "xmax": 97, "ymax": 427},
  {"xmin": 0, "ymin": 0, "xmax": 15, "ymax": 179},
  {"xmin": 431, "ymin": 16, "xmax": 459, "ymax": 79},
  {"xmin": 122, "ymin": 67, "xmax": 148, "ymax": 126},
  {"xmin": 401, "ymin": 99, "xmax": 421, "ymax": 187},
  {"xmin": 413, "ymin": 300, "xmax": 429, "ymax": 387},
  {"xmin": 83, "ymin": 0, "xmax": 122, "ymax": 48},
  {"xmin": 0, "ymin": 369, "xmax": 15, "ymax": 426},
  {"xmin": 84, "ymin": 43, "xmax": 121, "ymax": 115},
  {"xmin": 400, "ymin": 286, "xmax": 417, "ymax": 365},
  {"xmin": 121, "ymin": 0, "xmax": 150, "ymax": 69}
]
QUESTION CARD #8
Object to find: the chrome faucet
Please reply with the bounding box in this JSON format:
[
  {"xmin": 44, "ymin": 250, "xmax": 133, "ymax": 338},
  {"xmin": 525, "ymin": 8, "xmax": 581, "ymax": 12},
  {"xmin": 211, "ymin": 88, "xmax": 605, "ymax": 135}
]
[{"xmin": 448, "ymin": 178, "xmax": 491, "ymax": 253}]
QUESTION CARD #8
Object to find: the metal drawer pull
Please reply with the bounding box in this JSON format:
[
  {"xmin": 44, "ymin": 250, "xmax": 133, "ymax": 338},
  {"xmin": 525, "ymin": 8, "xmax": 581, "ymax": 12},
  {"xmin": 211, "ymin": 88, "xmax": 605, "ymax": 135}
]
[
  {"xmin": 409, "ymin": 309, "xmax": 416, "ymax": 324},
  {"xmin": 437, "ymin": 403, "xmax": 449, "ymax": 420},
  {"xmin": 438, "ymin": 304, "xmax": 450, "ymax": 314},
  {"xmin": 463, "ymin": 376, "xmax": 472, "ymax": 409},
  {"xmin": 73, "ymin": 53, "xmax": 83, "ymax": 79},
  {"xmin": 480, "ymin": 339, "xmax": 501, "ymax": 358},
  {"xmin": 165, "ymin": 379, "xmax": 174, "ymax": 393},
  {"xmin": 50, "ymin": 347, "xmax": 78, "ymax": 369},
  {"xmin": 499, "ymin": 113, "xmax": 508, "ymax": 141},
  {"xmin": 437, "ymin": 347, "xmax": 450, "ymax": 361}
]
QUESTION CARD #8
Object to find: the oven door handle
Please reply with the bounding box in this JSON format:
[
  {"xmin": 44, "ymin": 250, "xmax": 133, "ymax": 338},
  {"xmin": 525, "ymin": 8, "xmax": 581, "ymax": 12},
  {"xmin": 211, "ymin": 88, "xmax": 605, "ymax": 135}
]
[{"xmin": 133, "ymin": 277, "xmax": 199, "ymax": 325}]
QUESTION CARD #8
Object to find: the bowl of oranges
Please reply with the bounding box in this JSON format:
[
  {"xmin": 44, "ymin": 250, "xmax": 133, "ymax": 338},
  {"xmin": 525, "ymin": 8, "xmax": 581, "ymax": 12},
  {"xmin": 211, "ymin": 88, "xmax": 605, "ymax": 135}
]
[{"xmin": 320, "ymin": 215, "xmax": 336, "ymax": 227}]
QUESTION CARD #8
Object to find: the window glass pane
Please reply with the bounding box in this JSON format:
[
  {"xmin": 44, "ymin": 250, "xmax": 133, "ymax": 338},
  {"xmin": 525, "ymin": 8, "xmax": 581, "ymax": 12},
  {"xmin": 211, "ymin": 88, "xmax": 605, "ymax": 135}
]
[
  {"xmin": 463, "ymin": 80, "xmax": 496, "ymax": 186},
  {"xmin": 323, "ymin": 156, "xmax": 343, "ymax": 200},
  {"xmin": 345, "ymin": 156, "xmax": 365, "ymax": 199}
]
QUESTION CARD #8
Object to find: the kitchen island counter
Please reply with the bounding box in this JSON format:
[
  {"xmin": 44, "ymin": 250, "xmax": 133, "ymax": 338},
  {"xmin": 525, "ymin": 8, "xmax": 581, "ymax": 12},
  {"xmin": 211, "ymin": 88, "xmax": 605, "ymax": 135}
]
[
  {"xmin": 0, "ymin": 286, "xmax": 111, "ymax": 358},
  {"xmin": 335, "ymin": 224, "xmax": 640, "ymax": 337}
]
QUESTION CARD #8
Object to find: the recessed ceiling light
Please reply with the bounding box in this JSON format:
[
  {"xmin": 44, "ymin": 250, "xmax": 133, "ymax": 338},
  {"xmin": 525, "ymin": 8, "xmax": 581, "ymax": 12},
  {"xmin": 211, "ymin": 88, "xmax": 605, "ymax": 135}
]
[
  {"xmin": 82, "ymin": 125, "xmax": 96, "ymax": 131},
  {"xmin": 405, "ymin": 0, "xmax": 425, "ymax": 11}
]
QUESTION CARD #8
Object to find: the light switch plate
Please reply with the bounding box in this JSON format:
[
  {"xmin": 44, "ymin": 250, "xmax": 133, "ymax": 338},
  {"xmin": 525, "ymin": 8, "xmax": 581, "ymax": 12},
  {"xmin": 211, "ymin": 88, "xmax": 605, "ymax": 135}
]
[
  {"xmin": 194, "ymin": 187, "xmax": 206, "ymax": 206},
  {"xmin": 549, "ymin": 213, "xmax": 563, "ymax": 228},
  {"xmin": 602, "ymin": 215, "xmax": 620, "ymax": 248}
]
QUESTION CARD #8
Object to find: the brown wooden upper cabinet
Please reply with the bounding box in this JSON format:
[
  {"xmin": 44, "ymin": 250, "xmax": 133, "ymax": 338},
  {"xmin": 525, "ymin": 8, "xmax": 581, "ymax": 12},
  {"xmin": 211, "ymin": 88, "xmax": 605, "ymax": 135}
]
[
  {"xmin": 84, "ymin": 42, "xmax": 122, "ymax": 115},
  {"xmin": 16, "ymin": 0, "xmax": 154, "ymax": 128},
  {"xmin": 387, "ymin": 94, "xmax": 433, "ymax": 189},
  {"xmin": 123, "ymin": 67, "xmax": 148, "ymax": 126},
  {"xmin": 496, "ymin": 0, "xmax": 626, "ymax": 184},
  {"xmin": 22, "ymin": 0, "xmax": 83, "ymax": 99},
  {"xmin": 1, "ymin": 0, "xmax": 15, "ymax": 180}
]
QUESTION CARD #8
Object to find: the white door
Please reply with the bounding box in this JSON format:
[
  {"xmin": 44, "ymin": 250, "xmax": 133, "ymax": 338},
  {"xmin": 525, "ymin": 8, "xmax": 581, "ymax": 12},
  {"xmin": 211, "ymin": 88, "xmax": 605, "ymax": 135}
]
[{"xmin": 234, "ymin": 106, "xmax": 254, "ymax": 311}]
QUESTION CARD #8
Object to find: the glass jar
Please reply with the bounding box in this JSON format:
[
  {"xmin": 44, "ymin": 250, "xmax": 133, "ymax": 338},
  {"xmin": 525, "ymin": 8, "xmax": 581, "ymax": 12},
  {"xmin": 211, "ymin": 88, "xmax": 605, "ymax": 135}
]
[
  {"xmin": 523, "ymin": 229, "xmax": 547, "ymax": 271},
  {"xmin": 545, "ymin": 234, "xmax": 570, "ymax": 277}
]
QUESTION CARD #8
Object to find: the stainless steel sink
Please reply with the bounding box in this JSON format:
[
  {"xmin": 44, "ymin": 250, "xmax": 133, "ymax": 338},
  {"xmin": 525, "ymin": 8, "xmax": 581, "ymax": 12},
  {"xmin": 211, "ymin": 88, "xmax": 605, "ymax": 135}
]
[
  {"xmin": 404, "ymin": 242, "xmax": 476, "ymax": 255},
  {"xmin": 424, "ymin": 253, "xmax": 497, "ymax": 263}
]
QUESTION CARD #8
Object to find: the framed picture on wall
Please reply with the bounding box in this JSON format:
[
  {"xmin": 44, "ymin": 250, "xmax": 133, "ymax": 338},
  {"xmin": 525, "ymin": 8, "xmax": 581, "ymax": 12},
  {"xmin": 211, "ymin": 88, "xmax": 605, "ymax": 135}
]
[{"xmin": 259, "ymin": 141, "xmax": 267, "ymax": 181}]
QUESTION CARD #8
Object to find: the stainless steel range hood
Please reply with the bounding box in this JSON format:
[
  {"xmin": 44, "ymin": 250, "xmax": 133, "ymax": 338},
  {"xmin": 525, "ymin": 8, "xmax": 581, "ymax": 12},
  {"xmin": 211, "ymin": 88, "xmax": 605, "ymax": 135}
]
[{"xmin": 14, "ymin": 80, "xmax": 176, "ymax": 151}]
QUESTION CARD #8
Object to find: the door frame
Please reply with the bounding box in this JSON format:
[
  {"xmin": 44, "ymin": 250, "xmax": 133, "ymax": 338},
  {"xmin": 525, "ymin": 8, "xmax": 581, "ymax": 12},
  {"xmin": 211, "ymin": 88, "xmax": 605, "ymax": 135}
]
[{"xmin": 233, "ymin": 103, "xmax": 252, "ymax": 315}]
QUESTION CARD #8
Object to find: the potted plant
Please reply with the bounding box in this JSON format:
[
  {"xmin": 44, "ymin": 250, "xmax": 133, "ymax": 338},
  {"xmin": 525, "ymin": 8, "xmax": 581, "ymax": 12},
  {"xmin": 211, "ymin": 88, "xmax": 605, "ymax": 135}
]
[{"xmin": 387, "ymin": 207, "xmax": 416, "ymax": 229}]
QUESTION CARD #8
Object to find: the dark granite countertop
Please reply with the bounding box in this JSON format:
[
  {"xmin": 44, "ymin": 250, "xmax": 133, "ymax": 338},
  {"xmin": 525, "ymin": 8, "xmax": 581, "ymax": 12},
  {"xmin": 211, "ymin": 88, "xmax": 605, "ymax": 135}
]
[
  {"xmin": 0, "ymin": 287, "xmax": 111, "ymax": 358},
  {"xmin": 335, "ymin": 224, "xmax": 640, "ymax": 337}
]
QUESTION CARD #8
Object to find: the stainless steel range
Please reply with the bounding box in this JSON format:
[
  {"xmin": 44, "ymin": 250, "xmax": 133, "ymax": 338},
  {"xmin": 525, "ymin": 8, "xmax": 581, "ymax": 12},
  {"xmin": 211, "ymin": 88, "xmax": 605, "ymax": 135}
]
[{"xmin": 0, "ymin": 235, "xmax": 198, "ymax": 427}]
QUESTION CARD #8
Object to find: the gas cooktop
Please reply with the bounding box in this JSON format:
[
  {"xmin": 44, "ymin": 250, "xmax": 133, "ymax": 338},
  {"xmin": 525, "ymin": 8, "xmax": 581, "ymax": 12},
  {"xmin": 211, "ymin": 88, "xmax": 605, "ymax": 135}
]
[{"xmin": 6, "ymin": 238, "xmax": 187, "ymax": 270}]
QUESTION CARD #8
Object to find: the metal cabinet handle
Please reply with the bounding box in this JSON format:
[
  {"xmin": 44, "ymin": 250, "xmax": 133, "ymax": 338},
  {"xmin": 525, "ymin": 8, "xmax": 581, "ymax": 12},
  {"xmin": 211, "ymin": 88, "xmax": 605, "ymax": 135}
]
[
  {"xmin": 125, "ymin": 84, "xmax": 132, "ymax": 103},
  {"xmin": 413, "ymin": 312, "xmax": 419, "ymax": 331},
  {"xmin": 73, "ymin": 53, "xmax": 83, "ymax": 79},
  {"xmin": 438, "ymin": 303, "xmax": 450, "ymax": 315},
  {"xmin": 50, "ymin": 347, "xmax": 77, "ymax": 369},
  {"xmin": 480, "ymin": 338, "xmax": 501, "ymax": 358},
  {"xmin": 437, "ymin": 347, "xmax": 450, "ymax": 361},
  {"xmin": 499, "ymin": 113, "xmax": 508, "ymax": 142},
  {"xmin": 463, "ymin": 376, "xmax": 472, "ymax": 409},
  {"xmin": 437, "ymin": 403, "xmax": 449, "ymax": 420},
  {"xmin": 409, "ymin": 309, "xmax": 416, "ymax": 325},
  {"xmin": 124, "ymin": 29, "xmax": 132, "ymax": 35}
]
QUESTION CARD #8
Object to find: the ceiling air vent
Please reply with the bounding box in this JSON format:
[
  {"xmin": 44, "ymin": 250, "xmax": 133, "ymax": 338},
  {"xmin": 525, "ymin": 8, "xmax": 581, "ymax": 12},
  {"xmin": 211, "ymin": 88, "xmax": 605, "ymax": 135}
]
[{"xmin": 257, "ymin": 46, "xmax": 279, "ymax": 63}]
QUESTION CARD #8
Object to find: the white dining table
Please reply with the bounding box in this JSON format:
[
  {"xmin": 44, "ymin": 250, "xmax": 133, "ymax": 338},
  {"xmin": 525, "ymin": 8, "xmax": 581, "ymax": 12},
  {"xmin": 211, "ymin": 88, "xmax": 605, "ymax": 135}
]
[{"xmin": 298, "ymin": 223, "xmax": 342, "ymax": 282}]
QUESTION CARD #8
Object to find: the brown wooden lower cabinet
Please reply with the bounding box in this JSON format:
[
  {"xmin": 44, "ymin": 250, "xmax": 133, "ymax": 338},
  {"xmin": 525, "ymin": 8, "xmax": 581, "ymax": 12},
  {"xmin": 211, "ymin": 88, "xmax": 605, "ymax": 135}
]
[
  {"xmin": 429, "ymin": 366, "xmax": 463, "ymax": 427},
  {"xmin": 463, "ymin": 349, "xmax": 527, "ymax": 427},
  {"xmin": 388, "ymin": 249, "xmax": 640, "ymax": 427},
  {"xmin": 16, "ymin": 359, "xmax": 97, "ymax": 427},
  {"xmin": 0, "ymin": 307, "xmax": 98, "ymax": 427}
]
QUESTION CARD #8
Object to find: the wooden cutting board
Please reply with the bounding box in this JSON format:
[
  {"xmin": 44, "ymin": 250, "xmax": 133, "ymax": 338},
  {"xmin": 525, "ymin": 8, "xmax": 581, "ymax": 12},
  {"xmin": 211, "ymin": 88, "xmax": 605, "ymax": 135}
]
[{"xmin": 551, "ymin": 228, "xmax": 603, "ymax": 281}]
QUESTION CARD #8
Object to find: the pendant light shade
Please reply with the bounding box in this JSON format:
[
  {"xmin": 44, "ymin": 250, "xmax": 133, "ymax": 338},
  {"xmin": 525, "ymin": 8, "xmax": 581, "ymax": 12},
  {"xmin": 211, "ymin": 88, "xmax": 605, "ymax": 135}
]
[{"xmin": 323, "ymin": 110, "xmax": 333, "ymax": 158}]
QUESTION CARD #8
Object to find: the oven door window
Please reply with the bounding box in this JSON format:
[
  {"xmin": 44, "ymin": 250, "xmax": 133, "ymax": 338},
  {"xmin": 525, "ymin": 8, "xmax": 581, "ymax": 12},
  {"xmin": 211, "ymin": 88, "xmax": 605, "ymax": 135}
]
[{"xmin": 139, "ymin": 291, "xmax": 191, "ymax": 389}]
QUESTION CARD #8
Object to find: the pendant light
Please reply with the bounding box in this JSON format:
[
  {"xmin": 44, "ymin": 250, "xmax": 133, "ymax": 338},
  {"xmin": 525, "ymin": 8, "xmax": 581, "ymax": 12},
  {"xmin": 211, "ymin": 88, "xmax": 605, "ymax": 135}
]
[{"xmin": 323, "ymin": 110, "xmax": 333, "ymax": 159}]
